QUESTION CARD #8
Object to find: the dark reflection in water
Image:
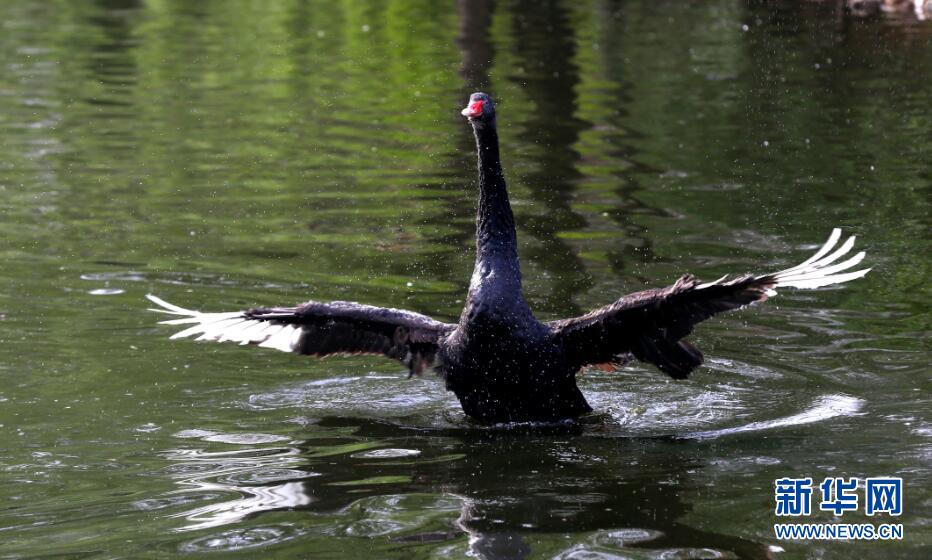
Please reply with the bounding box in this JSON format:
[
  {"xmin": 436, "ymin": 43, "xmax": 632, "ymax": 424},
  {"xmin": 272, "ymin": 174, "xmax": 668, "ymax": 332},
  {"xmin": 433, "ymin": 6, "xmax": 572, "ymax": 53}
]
[
  {"xmin": 159, "ymin": 418, "xmax": 773, "ymax": 559},
  {"xmin": 458, "ymin": 0, "xmax": 496, "ymax": 92},
  {"xmin": 505, "ymin": 0, "xmax": 594, "ymax": 316},
  {"xmin": 331, "ymin": 420, "xmax": 774, "ymax": 559}
]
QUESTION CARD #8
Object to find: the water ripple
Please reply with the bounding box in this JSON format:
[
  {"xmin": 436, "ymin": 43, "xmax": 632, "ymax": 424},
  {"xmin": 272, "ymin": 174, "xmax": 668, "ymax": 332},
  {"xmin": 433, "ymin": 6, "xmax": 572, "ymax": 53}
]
[
  {"xmin": 157, "ymin": 442, "xmax": 308, "ymax": 531},
  {"xmin": 179, "ymin": 524, "xmax": 307, "ymax": 552},
  {"xmin": 684, "ymin": 394, "xmax": 866, "ymax": 440}
]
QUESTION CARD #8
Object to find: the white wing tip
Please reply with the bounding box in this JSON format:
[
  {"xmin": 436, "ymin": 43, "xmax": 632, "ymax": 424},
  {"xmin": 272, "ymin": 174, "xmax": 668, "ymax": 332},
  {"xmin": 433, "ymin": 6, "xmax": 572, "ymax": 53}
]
[
  {"xmin": 146, "ymin": 294, "xmax": 198, "ymax": 316},
  {"xmin": 147, "ymin": 295, "xmax": 301, "ymax": 353},
  {"xmin": 771, "ymin": 229, "xmax": 870, "ymax": 292}
]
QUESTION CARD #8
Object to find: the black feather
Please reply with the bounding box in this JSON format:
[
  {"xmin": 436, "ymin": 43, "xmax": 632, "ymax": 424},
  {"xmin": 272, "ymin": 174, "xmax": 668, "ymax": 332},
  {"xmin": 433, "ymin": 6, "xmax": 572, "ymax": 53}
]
[{"xmin": 550, "ymin": 273, "xmax": 774, "ymax": 379}]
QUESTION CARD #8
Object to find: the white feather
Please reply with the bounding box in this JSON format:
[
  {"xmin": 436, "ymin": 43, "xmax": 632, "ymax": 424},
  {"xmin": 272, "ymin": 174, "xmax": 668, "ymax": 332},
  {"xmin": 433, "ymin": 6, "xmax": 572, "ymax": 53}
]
[
  {"xmin": 258, "ymin": 325, "xmax": 297, "ymax": 351},
  {"xmin": 777, "ymin": 234, "xmax": 855, "ymax": 278},
  {"xmin": 691, "ymin": 229, "xmax": 869, "ymax": 298},
  {"xmin": 196, "ymin": 318, "xmax": 247, "ymax": 341},
  {"xmin": 204, "ymin": 319, "xmax": 250, "ymax": 342},
  {"xmin": 776, "ymin": 251, "xmax": 865, "ymax": 283},
  {"xmin": 807, "ymin": 235, "xmax": 856, "ymax": 267},
  {"xmin": 288, "ymin": 327, "xmax": 305, "ymax": 351},
  {"xmin": 216, "ymin": 320, "xmax": 258, "ymax": 343},
  {"xmin": 776, "ymin": 228, "xmax": 841, "ymax": 275},
  {"xmin": 237, "ymin": 321, "xmax": 272, "ymax": 344},
  {"xmin": 777, "ymin": 268, "xmax": 871, "ymax": 289},
  {"xmin": 146, "ymin": 294, "xmax": 197, "ymax": 315},
  {"xmin": 257, "ymin": 323, "xmax": 284, "ymax": 340},
  {"xmin": 163, "ymin": 312, "xmax": 242, "ymax": 338},
  {"xmin": 148, "ymin": 295, "xmax": 302, "ymax": 354},
  {"xmin": 764, "ymin": 230, "xmax": 869, "ymax": 294},
  {"xmin": 170, "ymin": 323, "xmax": 211, "ymax": 340}
]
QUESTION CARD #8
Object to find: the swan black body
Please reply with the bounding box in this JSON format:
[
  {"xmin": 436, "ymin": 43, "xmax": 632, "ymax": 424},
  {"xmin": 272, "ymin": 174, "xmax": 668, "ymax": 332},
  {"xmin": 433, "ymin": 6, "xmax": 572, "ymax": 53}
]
[
  {"xmin": 148, "ymin": 93, "xmax": 870, "ymax": 425},
  {"xmin": 441, "ymin": 94, "xmax": 590, "ymax": 422}
]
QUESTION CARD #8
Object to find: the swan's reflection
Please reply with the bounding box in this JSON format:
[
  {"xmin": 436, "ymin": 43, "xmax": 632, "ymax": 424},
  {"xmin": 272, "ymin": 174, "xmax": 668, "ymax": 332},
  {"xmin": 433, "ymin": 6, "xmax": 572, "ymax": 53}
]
[{"xmin": 158, "ymin": 420, "xmax": 778, "ymax": 559}]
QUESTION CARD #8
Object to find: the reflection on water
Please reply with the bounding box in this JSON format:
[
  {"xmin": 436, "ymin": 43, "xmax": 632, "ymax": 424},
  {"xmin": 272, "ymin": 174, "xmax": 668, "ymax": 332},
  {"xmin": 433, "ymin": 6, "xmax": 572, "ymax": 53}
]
[
  {"xmin": 141, "ymin": 440, "xmax": 311, "ymax": 531},
  {"xmin": 0, "ymin": 0, "xmax": 929, "ymax": 558},
  {"xmin": 155, "ymin": 420, "xmax": 778, "ymax": 558},
  {"xmin": 150, "ymin": 388, "xmax": 865, "ymax": 556}
]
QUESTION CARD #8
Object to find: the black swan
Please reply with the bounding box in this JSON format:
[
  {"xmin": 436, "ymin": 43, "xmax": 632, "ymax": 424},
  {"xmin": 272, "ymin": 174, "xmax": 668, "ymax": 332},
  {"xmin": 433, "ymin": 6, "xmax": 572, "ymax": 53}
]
[{"xmin": 148, "ymin": 92, "xmax": 870, "ymax": 424}]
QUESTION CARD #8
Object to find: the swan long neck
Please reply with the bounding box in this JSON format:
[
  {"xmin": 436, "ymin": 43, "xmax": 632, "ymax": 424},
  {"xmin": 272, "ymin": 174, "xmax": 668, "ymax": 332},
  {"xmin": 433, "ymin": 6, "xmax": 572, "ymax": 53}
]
[
  {"xmin": 464, "ymin": 121, "xmax": 527, "ymax": 316},
  {"xmin": 474, "ymin": 124, "xmax": 516, "ymax": 258}
]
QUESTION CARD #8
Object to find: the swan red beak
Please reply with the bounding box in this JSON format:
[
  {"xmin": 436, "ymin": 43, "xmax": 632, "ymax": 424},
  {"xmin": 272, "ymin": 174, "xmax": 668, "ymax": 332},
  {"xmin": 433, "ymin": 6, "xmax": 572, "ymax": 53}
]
[{"xmin": 461, "ymin": 100, "xmax": 484, "ymax": 118}]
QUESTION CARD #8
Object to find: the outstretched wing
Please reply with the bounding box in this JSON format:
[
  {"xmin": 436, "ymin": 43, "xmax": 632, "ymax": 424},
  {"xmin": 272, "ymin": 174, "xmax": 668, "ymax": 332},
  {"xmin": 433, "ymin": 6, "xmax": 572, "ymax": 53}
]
[
  {"xmin": 549, "ymin": 229, "xmax": 870, "ymax": 379},
  {"xmin": 147, "ymin": 295, "xmax": 455, "ymax": 376}
]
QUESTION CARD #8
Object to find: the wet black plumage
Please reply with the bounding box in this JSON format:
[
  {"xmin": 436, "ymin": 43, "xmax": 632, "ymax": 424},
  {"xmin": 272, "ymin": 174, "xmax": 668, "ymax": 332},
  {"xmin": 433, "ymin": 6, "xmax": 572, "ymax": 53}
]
[{"xmin": 148, "ymin": 93, "xmax": 870, "ymax": 424}]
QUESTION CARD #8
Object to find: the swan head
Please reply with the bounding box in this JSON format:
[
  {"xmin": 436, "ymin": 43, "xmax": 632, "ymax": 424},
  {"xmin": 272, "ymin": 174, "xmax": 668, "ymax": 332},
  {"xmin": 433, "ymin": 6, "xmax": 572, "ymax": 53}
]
[{"xmin": 461, "ymin": 92, "xmax": 496, "ymax": 125}]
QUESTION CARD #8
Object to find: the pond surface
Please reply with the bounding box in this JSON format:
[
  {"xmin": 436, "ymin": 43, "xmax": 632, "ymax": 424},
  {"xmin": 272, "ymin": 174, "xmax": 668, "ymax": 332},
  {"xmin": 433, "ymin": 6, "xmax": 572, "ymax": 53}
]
[{"xmin": 0, "ymin": 1, "xmax": 930, "ymax": 558}]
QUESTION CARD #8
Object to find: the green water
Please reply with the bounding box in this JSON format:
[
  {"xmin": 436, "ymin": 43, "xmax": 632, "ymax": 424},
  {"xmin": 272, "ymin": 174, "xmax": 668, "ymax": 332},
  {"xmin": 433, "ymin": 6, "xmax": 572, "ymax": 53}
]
[{"xmin": 1, "ymin": 0, "xmax": 929, "ymax": 558}]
